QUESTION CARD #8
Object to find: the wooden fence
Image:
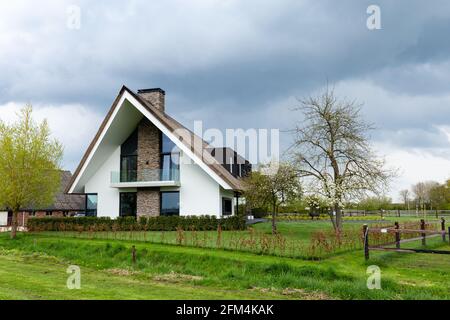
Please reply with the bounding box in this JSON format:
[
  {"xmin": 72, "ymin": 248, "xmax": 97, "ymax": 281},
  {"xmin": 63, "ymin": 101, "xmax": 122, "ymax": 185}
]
[
  {"xmin": 363, "ymin": 218, "xmax": 450, "ymax": 260},
  {"xmin": 345, "ymin": 209, "xmax": 450, "ymax": 218}
]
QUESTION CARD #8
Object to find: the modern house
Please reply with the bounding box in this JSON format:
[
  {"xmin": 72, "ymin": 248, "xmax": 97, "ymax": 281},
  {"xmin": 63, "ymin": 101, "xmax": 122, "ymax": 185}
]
[
  {"xmin": 65, "ymin": 86, "xmax": 251, "ymax": 218},
  {"xmin": 0, "ymin": 171, "xmax": 85, "ymax": 227}
]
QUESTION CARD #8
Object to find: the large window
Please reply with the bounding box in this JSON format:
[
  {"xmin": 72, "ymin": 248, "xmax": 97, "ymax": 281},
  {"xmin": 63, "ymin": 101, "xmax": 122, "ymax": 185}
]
[
  {"xmin": 85, "ymin": 194, "xmax": 98, "ymax": 217},
  {"xmin": 160, "ymin": 192, "xmax": 179, "ymax": 216},
  {"xmin": 160, "ymin": 133, "xmax": 180, "ymax": 180},
  {"xmin": 120, "ymin": 192, "xmax": 137, "ymax": 217},
  {"xmin": 121, "ymin": 129, "xmax": 138, "ymax": 182},
  {"xmin": 222, "ymin": 197, "xmax": 232, "ymax": 216}
]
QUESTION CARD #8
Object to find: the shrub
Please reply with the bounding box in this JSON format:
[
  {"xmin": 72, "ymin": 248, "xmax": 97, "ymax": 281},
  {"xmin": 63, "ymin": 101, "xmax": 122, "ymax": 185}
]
[{"xmin": 27, "ymin": 215, "xmax": 246, "ymax": 232}]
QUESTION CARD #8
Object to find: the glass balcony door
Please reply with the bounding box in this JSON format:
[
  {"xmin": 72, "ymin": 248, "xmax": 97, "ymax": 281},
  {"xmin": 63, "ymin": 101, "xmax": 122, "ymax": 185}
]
[
  {"xmin": 161, "ymin": 153, "xmax": 179, "ymax": 181},
  {"xmin": 120, "ymin": 155, "xmax": 137, "ymax": 182}
]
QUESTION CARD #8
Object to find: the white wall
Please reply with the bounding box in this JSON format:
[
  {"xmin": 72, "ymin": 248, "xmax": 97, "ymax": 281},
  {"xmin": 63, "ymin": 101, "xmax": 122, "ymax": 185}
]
[
  {"xmin": 85, "ymin": 146, "xmax": 121, "ymax": 218},
  {"xmin": 0, "ymin": 212, "xmax": 8, "ymax": 226},
  {"xmin": 179, "ymin": 152, "xmax": 221, "ymax": 216}
]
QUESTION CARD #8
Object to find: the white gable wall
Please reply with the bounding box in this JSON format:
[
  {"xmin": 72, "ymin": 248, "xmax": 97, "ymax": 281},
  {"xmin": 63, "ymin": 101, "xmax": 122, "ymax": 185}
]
[
  {"xmin": 179, "ymin": 151, "xmax": 221, "ymax": 216},
  {"xmin": 85, "ymin": 146, "xmax": 121, "ymax": 218}
]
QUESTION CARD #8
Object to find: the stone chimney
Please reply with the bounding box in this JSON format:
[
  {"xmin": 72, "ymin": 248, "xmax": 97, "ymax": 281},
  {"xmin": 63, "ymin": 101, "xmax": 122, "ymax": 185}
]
[{"xmin": 137, "ymin": 88, "xmax": 165, "ymax": 112}]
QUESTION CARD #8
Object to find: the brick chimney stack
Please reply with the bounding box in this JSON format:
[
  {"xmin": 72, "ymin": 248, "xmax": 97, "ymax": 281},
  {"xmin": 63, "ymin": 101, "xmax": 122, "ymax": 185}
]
[{"xmin": 137, "ymin": 88, "xmax": 165, "ymax": 112}]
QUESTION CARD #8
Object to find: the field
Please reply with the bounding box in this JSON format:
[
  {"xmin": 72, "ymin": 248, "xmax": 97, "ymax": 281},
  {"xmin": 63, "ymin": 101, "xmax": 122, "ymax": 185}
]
[{"xmin": 0, "ymin": 219, "xmax": 449, "ymax": 300}]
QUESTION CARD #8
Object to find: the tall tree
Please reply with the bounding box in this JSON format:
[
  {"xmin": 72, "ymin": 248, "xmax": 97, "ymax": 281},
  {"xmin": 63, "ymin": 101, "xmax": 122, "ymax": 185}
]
[
  {"xmin": 399, "ymin": 189, "xmax": 410, "ymax": 210},
  {"xmin": 412, "ymin": 182, "xmax": 427, "ymax": 213},
  {"xmin": 0, "ymin": 105, "xmax": 63, "ymax": 239},
  {"xmin": 290, "ymin": 87, "xmax": 394, "ymax": 231},
  {"xmin": 412, "ymin": 181, "xmax": 439, "ymax": 215},
  {"xmin": 423, "ymin": 181, "xmax": 439, "ymax": 210},
  {"xmin": 243, "ymin": 162, "xmax": 301, "ymax": 234},
  {"xmin": 429, "ymin": 184, "xmax": 448, "ymax": 210}
]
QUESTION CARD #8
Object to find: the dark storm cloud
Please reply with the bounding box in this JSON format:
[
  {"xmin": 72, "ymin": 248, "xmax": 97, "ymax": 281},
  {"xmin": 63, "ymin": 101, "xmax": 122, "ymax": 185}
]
[{"xmin": 1, "ymin": 0, "xmax": 450, "ymax": 154}]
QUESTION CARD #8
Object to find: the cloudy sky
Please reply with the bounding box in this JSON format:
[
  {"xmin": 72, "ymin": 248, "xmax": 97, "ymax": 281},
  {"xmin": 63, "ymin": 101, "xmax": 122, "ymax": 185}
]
[{"xmin": 1, "ymin": 0, "xmax": 450, "ymax": 201}]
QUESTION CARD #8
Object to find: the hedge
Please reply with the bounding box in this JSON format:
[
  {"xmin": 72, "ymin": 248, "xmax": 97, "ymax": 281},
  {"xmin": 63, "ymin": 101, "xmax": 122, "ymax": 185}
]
[{"xmin": 27, "ymin": 215, "xmax": 246, "ymax": 232}]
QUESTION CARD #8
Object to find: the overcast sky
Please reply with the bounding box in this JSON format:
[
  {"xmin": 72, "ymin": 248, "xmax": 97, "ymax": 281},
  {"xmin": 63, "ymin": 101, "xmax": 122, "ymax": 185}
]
[{"xmin": 1, "ymin": 0, "xmax": 450, "ymax": 201}]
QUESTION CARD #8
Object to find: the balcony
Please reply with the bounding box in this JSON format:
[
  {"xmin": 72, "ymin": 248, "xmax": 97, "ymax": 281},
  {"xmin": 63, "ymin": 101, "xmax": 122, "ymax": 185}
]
[{"xmin": 110, "ymin": 168, "xmax": 180, "ymax": 188}]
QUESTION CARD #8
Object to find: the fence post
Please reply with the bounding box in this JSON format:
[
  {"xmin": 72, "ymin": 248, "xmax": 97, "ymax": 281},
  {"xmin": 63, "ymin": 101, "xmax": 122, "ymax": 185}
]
[
  {"xmin": 448, "ymin": 227, "xmax": 450, "ymax": 246},
  {"xmin": 441, "ymin": 218, "xmax": 446, "ymax": 242},
  {"xmin": 395, "ymin": 221, "xmax": 400, "ymax": 249},
  {"xmin": 131, "ymin": 245, "xmax": 136, "ymax": 264},
  {"xmin": 397, "ymin": 209, "xmax": 400, "ymax": 217},
  {"xmin": 436, "ymin": 210, "xmax": 438, "ymax": 219},
  {"xmin": 363, "ymin": 224, "xmax": 369, "ymax": 261},
  {"xmin": 420, "ymin": 219, "xmax": 426, "ymax": 246}
]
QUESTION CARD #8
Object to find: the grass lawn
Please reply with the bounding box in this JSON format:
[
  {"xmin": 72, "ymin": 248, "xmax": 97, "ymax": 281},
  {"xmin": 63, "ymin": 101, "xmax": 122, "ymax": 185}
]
[
  {"xmin": 36, "ymin": 220, "xmax": 382, "ymax": 259},
  {"xmin": 0, "ymin": 219, "xmax": 449, "ymax": 300}
]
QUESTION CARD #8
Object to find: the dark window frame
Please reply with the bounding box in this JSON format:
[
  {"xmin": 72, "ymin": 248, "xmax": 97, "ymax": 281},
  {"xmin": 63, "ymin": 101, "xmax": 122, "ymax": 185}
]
[
  {"xmin": 85, "ymin": 193, "xmax": 98, "ymax": 217},
  {"xmin": 120, "ymin": 128, "xmax": 138, "ymax": 182},
  {"xmin": 160, "ymin": 132, "xmax": 180, "ymax": 181},
  {"xmin": 160, "ymin": 191, "xmax": 180, "ymax": 216},
  {"xmin": 222, "ymin": 197, "xmax": 233, "ymax": 216},
  {"xmin": 120, "ymin": 154, "xmax": 138, "ymax": 182},
  {"xmin": 119, "ymin": 192, "xmax": 137, "ymax": 217}
]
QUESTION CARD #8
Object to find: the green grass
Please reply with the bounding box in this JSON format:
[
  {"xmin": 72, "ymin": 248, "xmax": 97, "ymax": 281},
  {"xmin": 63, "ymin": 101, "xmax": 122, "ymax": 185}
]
[
  {"xmin": 0, "ymin": 249, "xmax": 293, "ymax": 300},
  {"xmin": 1, "ymin": 219, "xmax": 450, "ymax": 300},
  {"xmin": 36, "ymin": 220, "xmax": 373, "ymax": 259}
]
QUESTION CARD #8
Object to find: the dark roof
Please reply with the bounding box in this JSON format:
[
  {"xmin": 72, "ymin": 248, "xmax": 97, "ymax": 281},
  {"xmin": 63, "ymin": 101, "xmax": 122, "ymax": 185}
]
[
  {"xmin": 66, "ymin": 86, "xmax": 245, "ymax": 193},
  {"xmin": 23, "ymin": 171, "xmax": 85, "ymax": 211}
]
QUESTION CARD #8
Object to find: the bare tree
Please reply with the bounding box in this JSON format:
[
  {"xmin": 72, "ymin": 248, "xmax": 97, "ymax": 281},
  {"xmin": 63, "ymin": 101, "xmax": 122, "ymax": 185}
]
[
  {"xmin": 399, "ymin": 189, "xmax": 410, "ymax": 210},
  {"xmin": 290, "ymin": 87, "xmax": 395, "ymax": 231},
  {"xmin": 413, "ymin": 181, "xmax": 440, "ymax": 217},
  {"xmin": 412, "ymin": 182, "xmax": 426, "ymax": 215}
]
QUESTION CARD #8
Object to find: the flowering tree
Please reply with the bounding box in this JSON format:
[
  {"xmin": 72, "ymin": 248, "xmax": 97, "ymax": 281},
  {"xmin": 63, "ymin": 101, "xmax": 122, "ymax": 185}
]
[{"xmin": 290, "ymin": 88, "xmax": 394, "ymax": 231}]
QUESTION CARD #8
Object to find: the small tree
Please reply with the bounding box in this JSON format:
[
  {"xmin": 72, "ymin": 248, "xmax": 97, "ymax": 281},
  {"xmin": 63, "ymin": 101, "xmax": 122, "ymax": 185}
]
[
  {"xmin": 0, "ymin": 105, "xmax": 63, "ymax": 239},
  {"xmin": 290, "ymin": 87, "xmax": 395, "ymax": 232},
  {"xmin": 243, "ymin": 162, "xmax": 301, "ymax": 234}
]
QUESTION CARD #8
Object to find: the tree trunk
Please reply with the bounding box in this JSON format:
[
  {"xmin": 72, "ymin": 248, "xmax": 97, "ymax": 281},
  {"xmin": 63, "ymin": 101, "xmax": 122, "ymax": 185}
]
[
  {"xmin": 334, "ymin": 204, "xmax": 342, "ymax": 233},
  {"xmin": 329, "ymin": 213, "xmax": 337, "ymax": 230},
  {"xmin": 10, "ymin": 210, "xmax": 18, "ymax": 239},
  {"xmin": 271, "ymin": 203, "xmax": 277, "ymax": 235}
]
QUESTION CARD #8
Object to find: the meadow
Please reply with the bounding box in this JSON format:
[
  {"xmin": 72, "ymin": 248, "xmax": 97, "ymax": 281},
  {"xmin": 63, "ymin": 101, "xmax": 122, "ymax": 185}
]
[{"xmin": 0, "ymin": 218, "xmax": 449, "ymax": 300}]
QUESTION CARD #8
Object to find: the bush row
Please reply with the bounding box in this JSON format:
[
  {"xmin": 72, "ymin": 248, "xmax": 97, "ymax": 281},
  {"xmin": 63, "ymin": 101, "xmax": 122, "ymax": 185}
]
[{"xmin": 27, "ymin": 215, "xmax": 246, "ymax": 232}]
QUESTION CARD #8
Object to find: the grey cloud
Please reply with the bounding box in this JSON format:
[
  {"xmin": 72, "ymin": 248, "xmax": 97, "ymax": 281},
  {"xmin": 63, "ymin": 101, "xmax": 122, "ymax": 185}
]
[{"xmin": 1, "ymin": 0, "xmax": 450, "ymax": 175}]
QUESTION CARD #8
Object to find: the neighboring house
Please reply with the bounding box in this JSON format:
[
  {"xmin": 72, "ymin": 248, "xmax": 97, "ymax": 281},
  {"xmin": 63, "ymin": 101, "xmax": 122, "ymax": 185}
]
[
  {"xmin": 65, "ymin": 86, "xmax": 251, "ymax": 218},
  {"xmin": 0, "ymin": 171, "xmax": 86, "ymax": 227}
]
